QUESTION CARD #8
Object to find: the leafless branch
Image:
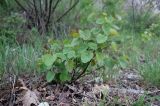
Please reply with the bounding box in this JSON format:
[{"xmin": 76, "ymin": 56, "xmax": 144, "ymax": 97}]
[
  {"xmin": 56, "ymin": 0, "xmax": 79, "ymax": 22},
  {"xmin": 14, "ymin": 0, "xmax": 27, "ymax": 12}
]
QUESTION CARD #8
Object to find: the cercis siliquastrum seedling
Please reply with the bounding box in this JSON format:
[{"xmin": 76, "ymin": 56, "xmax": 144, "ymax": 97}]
[{"xmin": 38, "ymin": 13, "xmax": 121, "ymax": 83}]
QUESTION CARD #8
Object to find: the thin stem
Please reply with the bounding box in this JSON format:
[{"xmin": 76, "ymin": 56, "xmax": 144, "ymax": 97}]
[
  {"xmin": 95, "ymin": 66, "xmax": 104, "ymax": 71},
  {"xmin": 73, "ymin": 60, "xmax": 92, "ymax": 82},
  {"xmin": 71, "ymin": 59, "xmax": 79, "ymax": 81}
]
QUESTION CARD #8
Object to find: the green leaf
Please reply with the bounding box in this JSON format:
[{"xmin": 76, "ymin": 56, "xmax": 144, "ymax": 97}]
[
  {"xmin": 119, "ymin": 61, "xmax": 127, "ymax": 68},
  {"xmin": 96, "ymin": 34, "xmax": 108, "ymax": 44},
  {"xmin": 60, "ymin": 70, "xmax": 71, "ymax": 82},
  {"xmin": 109, "ymin": 28, "xmax": 118, "ymax": 36},
  {"xmin": 46, "ymin": 71, "xmax": 55, "ymax": 82},
  {"xmin": 81, "ymin": 51, "xmax": 94, "ymax": 63},
  {"xmin": 63, "ymin": 40, "xmax": 72, "ymax": 47},
  {"xmin": 63, "ymin": 48, "xmax": 76, "ymax": 59},
  {"xmin": 56, "ymin": 53, "xmax": 66, "ymax": 61},
  {"xmin": 37, "ymin": 60, "xmax": 47, "ymax": 71},
  {"xmin": 63, "ymin": 39, "xmax": 71, "ymax": 45},
  {"xmin": 77, "ymin": 43, "xmax": 88, "ymax": 54},
  {"xmin": 63, "ymin": 48, "xmax": 72, "ymax": 54},
  {"xmin": 111, "ymin": 42, "xmax": 118, "ymax": 51},
  {"xmin": 87, "ymin": 13, "xmax": 96, "ymax": 22},
  {"xmin": 65, "ymin": 60, "xmax": 74, "ymax": 72},
  {"xmin": 42, "ymin": 54, "xmax": 57, "ymax": 68},
  {"xmin": 79, "ymin": 30, "xmax": 91, "ymax": 40},
  {"xmin": 102, "ymin": 25, "xmax": 110, "ymax": 35},
  {"xmin": 96, "ymin": 52, "xmax": 105, "ymax": 66},
  {"xmin": 96, "ymin": 17, "xmax": 106, "ymax": 24},
  {"xmin": 71, "ymin": 38, "xmax": 80, "ymax": 46},
  {"xmin": 67, "ymin": 50, "xmax": 76, "ymax": 59},
  {"xmin": 51, "ymin": 41, "xmax": 62, "ymax": 51},
  {"xmin": 104, "ymin": 58, "xmax": 116, "ymax": 69},
  {"xmin": 88, "ymin": 42, "xmax": 97, "ymax": 50},
  {"xmin": 91, "ymin": 28, "xmax": 100, "ymax": 35},
  {"xmin": 118, "ymin": 55, "xmax": 128, "ymax": 68}
]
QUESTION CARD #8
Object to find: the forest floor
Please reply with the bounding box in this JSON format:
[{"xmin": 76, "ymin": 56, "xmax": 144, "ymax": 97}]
[{"xmin": 0, "ymin": 69, "xmax": 160, "ymax": 106}]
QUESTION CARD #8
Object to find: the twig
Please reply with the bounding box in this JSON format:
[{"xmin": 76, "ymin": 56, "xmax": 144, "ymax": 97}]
[
  {"xmin": 9, "ymin": 75, "xmax": 16, "ymax": 105},
  {"xmin": 71, "ymin": 59, "xmax": 79, "ymax": 82}
]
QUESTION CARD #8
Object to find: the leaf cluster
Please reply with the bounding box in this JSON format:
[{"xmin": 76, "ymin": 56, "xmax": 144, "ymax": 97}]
[{"xmin": 38, "ymin": 13, "xmax": 122, "ymax": 83}]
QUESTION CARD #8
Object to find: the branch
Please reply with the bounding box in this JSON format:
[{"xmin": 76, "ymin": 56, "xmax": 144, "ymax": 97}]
[
  {"xmin": 32, "ymin": 0, "xmax": 39, "ymax": 26},
  {"xmin": 46, "ymin": 0, "xmax": 53, "ymax": 29},
  {"xmin": 56, "ymin": 0, "xmax": 79, "ymax": 22},
  {"xmin": 24, "ymin": 0, "xmax": 33, "ymax": 10},
  {"xmin": 39, "ymin": 0, "xmax": 42, "ymax": 16},
  {"xmin": 14, "ymin": 0, "xmax": 28, "ymax": 12},
  {"xmin": 45, "ymin": 0, "xmax": 48, "ymax": 12},
  {"xmin": 32, "ymin": 0, "xmax": 38, "ymax": 16},
  {"xmin": 52, "ymin": 0, "xmax": 61, "ymax": 14}
]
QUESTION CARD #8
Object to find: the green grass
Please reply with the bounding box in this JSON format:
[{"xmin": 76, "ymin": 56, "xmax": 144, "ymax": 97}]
[
  {"xmin": 0, "ymin": 40, "xmax": 43, "ymax": 77},
  {"xmin": 123, "ymin": 35, "xmax": 160, "ymax": 87},
  {"xmin": 132, "ymin": 95, "xmax": 146, "ymax": 106},
  {"xmin": 135, "ymin": 39, "xmax": 160, "ymax": 87},
  {"xmin": 140, "ymin": 63, "xmax": 160, "ymax": 87},
  {"xmin": 138, "ymin": 55, "xmax": 160, "ymax": 87},
  {"xmin": 118, "ymin": 30, "xmax": 160, "ymax": 87}
]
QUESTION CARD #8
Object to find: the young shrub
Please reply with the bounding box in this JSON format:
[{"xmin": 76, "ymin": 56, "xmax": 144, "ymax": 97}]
[{"xmin": 38, "ymin": 12, "xmax": 123, "ymax": 83}]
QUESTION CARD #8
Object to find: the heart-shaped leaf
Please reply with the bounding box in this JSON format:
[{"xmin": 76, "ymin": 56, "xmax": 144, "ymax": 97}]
[
  {"xmin": 81, "ymin": 51, "xmax": 94, "ymax": 63},
  {"xmin": 88, "ymin": 42, "xmax": 97, "ymax": 50},
  {"xmin": 42, "ymin": 54, "xmax": 57, "ymax": 68},
  {"xmin": 63, "ymin": 48, "xmax": 76, "ymax": 59},
  {"xmin": 96, "ymin": 34, "xmax": 108, "ymax": 44},
  {"xmin": 96, "ymin": 17, "xmax": 106, "ymax": 24},
  {"xmin": 79, "ymin": 30, "xmax": 91, "ymax": 40}
]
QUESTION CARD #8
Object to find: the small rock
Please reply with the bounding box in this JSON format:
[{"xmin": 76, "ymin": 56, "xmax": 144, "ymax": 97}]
[{"xmin": 38, "ymin": 102, "xmax": 49, "ymax": 106}]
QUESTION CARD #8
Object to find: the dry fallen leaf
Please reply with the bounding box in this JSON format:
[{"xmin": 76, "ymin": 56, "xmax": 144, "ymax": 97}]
[
  {"xmin": 15, "ymin": 78, "xmax": 40, "ymax": 106},
  {"xmin": 46, "ymin": 95, "xmax": 55, "ymax": 101},
  {"xmin": 22, "ymin": 89, "xmax": 39, "ymax": 106}
]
